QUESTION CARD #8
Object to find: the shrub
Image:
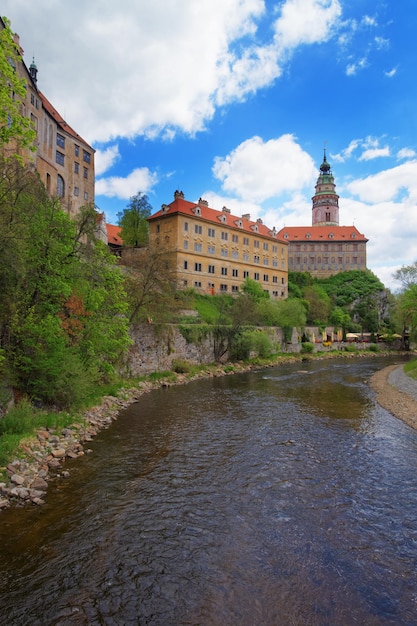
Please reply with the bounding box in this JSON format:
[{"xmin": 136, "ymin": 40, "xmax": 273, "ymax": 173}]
[
  {"xmin": 300, "ymin": 342, "xmax": 314, "ymax": 353},
  {"xmin": 369, "ymin": 344, "xmax": 379, "ymax": 352},
  {"xmin": 171, "ymin": 358, "xmax": 191, "ymax": 373}
]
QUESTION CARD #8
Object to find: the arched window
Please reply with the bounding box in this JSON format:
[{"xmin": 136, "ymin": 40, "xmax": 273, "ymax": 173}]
[{"xmin": 57, "ymin": 174, "xmax": 65, "ymax": 198}]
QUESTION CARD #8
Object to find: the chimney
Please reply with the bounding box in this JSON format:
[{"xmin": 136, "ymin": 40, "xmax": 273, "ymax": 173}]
[
  {"xmin": 222, "ymin": 206, "xmax": 231, "ymax": 213},
  {"xmin": 13, "ymin": 33, "xmax": 24, "ymax": 56},
  {"xmin": 242, "ymin": 213, "xmax": 250, "ymax": 220}
]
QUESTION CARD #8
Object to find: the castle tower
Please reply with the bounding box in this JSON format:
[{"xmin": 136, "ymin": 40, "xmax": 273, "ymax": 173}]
[{"xmin": 312, "ymin": 149, "xmax": 339, "ymax": 226}]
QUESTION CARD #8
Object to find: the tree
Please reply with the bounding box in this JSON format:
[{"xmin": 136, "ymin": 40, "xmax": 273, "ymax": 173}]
[
  {"xmin": 274, "ymin": 298, "xmax": 307, "ymax": 346},
  {"xmin": 0, "ymin": 18, "xmax": 36, "ymax": 152},
  {"xmin": 0, "ymin": 160, "xmax": 131, "ymax": 408},
  {"xmin": 393, "ymin": 261, "xmax": 417, "ymax": 289},
  {"xmin": 241, "ymin": 276, "xmax": 270, "ymax": 302},
  {"xmin": 122, "ymin": 246, "xmax": 178, "ymax": 323},
  {"xmin": 117, "ymin": 192, "xmax": 153, "ymax": 248},
  {"xmin": 303, "ymin": 285, "xmax": 331, "ymax": 325}
]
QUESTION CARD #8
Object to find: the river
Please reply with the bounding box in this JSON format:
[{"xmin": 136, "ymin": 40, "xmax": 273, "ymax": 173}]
[{"xmin": 0, "ymin": 356, "xmax": 416, "ymax": 625}]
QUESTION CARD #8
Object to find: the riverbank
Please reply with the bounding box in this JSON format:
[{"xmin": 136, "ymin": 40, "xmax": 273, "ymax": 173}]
[
  {"xmin": 0, "ymin": 351, "xmax": 412, "ymax": 511},
  {"xmin": 369, "ymin": 364, "xmax": 417, "ymax": 430}
]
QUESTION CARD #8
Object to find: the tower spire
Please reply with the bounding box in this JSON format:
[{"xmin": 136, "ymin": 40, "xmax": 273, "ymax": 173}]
[{"xmin": 311, "ymin": 148, "xmax": 339, "ymax": 226}]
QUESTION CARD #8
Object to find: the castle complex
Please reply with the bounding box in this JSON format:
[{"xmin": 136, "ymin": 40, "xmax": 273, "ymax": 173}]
[
  {"xmin": 277, "ymin": 151, "xmax": 368, "ymax": 278},
  {"xmin": 148, "ymin": 192, "xmax": 288, "ymax": 298},
  {"xmin": 3, "ymin": 18, "xmax": 368, "ymax": 291}
]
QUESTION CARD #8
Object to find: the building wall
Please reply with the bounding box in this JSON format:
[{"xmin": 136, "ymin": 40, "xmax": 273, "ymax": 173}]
[
  {"xmin": 149, "ymin": 203, "xmax": 288, "ymax": 298},
  {"xmin": 4, "ymin": 25, "xmax": 95, "ymax": 219},
  {"xmin": 288, "ymin": 239, "xmax": 367, "ymax": 278}
]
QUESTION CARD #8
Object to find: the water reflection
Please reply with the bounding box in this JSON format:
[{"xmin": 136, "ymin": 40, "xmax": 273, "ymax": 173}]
[{"xmin": 0, "ymin": 357, "xmax": 416, "ymax": 625}]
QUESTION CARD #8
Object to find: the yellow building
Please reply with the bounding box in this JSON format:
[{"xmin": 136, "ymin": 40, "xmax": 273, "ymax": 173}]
[
  {"xmin": 2, "ymin": 20, "xmax": 95, "ymax": 218},
  {"xmin": 148, "ymin": 191, "xmax": 288, "ymax": 298}
]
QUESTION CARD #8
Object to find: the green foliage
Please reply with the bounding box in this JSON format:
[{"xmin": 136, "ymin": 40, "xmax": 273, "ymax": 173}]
[
  {"xmin": 171, "ymin": 358, "xmax": 191, "ymax": 374},
  {"xmin": 117, "ymin": 192, "xmax": 152, "ymax": 247},
  {"xmin": 300, "ymin": 342, "xmax": 314, "ymax": 353},
  {"xmin": 393, "ymin": 261, "xmax": 417, "ymax": 289},
  {"xmin": 303, "ymin": 284, "xmax": 331, "ymax": 325},
  {"xmin": 194, "ymin": 294, "xmax": 234, "ymax": 324},
  {"xmin": 0, "ymin": 18, "xmax": 36, "ymax": 152},
  {"xmin": 0, "ymin": 161, "xmax": 131, "ymax": 409},
  {"xmin": 229, "ymin": 329, "xmax": 275, "ymax": 361},
  {"xmin": 317, "ymin": 270, "xmax": 384, "ymax": 307},
  {"xmin": 368, "ymin": 344, "xmax": 379, "ymax": 352},
  {"xmin": 241, "ymin": 276, "xmax": 270, "ymax": 301},
  {"xmin": 179, "ymin": 324, "xmax": 210, "ymax": 344},
  {"xmin": 404, "ymin": 358, "xmax": 417, "ymax": 379}
]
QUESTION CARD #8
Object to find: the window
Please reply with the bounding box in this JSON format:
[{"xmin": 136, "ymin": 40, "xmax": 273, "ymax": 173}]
[
  {"xmin": 263, "ymin": 242, "xmax": 269, "ymax": 251},
  {"xmin": 263, "ymin": 258, "xmax": 269, "ymax": 265},
  {"xmin": 243, "ymin": 237, "xmax": 249, "ymax": 246},
  {"xmin": 83, "ymin": 167, "xmax": 88, "ymax": 179},
  {"xmin": 254, "ymin": 240, "xmax": 260, "ymax": 248},
  {"xmin": 194, "ymin": 224, "xmax": 202, "ymax": 234},
  {"xmin": 84, "ymin": 192, "xmax": 88, "ymax": 200},
  {"xmin": 221, "ymin": 249, "xmax": 228, "ymax": 257},
  {"xmin": 272, "ymin": 245, "xmax": 278, "ymax": 253},
  {"xmin": 74, "ymin": 144, "xmax": 79, "ymax": 156},
  {"xmin": 83, "ymin": 150, "xmax": 91, "ymax": 163},
  {"xmin": 232, "ymin": 250, "xmax": 238, "ymax": 259},
  {"xmin": 243, "ymin": 253, "xmax": 249, "ymax": 262},
  {"xmin": 272, "ymin": 276, "xmax": 278, "ymax": 283},
  {"xmin": 74, "ymin": 186, "xmax": 79, "ymax": 196},
  {"xmin": 194, "ymin": 243, "xmax": 202, "ymax": 252},
  {"xmin": 243, "ymin": 271, "xmax": 249, "ymax": 278},
  {"xmin": 57, "ymin": 175, "xmax": 65, "ymax": 197},
  {"xmin": 184, "ymin": 261, "xmax": 188, "ymax": 269},
  {"xmin": 232, "ymin": 285, "xmax": 239, "ymax": 293},
  {"xmin": 194, "ymin": 263, "xmax": 202, "ymax": 272},
  {"xmin": 55, "ymin": 151, "xmax": 65, "ymax": 166},
  {"xmin": 254, "ymin": 255, "xmax": 260, "ymax": 264},
  {"xmin": 220, "ymin": 284, "xmax": 228, "ymax": 292},
  {"xmin": 184, "ymin": 222, "xmax": 188, "ymax": 231},
  {"xmin": 194, "ymin": 281, "xmax": 202, "ymax": 288},
  {"xmin": 208, "ymin": 245, "xmax": 215, "ymax": 254},
  {"xmin": 156, "ymin": 224, "xmax": 160, "ymax": 233},
  {"xmin": 232, "ymin": 269, "xmax": 238, "ymax": 277},
  {"xmin": 221, "ymin": 231, "xmax": 228, "ymax": 241},
  {"xmin": 56, "ymin": 132, "xmax": 65, "ymax": 148},
  {"xmin": 272, "ymin": 259, "xmax": 278, "ymax": 267},
  {"xmin": 184, "ymin": 240, "xmax": 189, "ymax": 249},
  {"xmin": 221, "ymin": 267, "xmax": 227, "ymax": 275},
  {"xmin": 254, "ymin": 272, "xmax": 260, "ymax": 280},
  {"xmin": 74, "ymin": 162, "xmax": 79, "ymax": 174},
  {"xmin": 263, "ymin": 274, "xmax": 269, "ymax": 282},
  {"xmin": 208, "ymin": 265, "xmax": 215, "ymax": 274},
  {"xmin": 232, "ymin": 234, "xmax": 238, "ymax": 243},
  {"xmin": 208, "ymin": 227, "xmax": 215, "ymax": 237}
]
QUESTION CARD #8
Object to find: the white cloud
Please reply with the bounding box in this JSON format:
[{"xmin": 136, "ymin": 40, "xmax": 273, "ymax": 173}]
[
  {"xmin": 346, "ymin": 161, "xmax": 417, "ymax": 204},
  {"xmin": 358, "ymin": 146, "xmax": 390, "ymax": 161},
  {"xmin": 397, "ymin": 147, "xmax": 416, "ymax": 160},
  {"xmin": 273, "ymin": 0, "xmax": 342, "ymax": 48},
  {"xmin": 95, "ymin": 145, "xmax": 120, "ymax": 176},
  {"xmin": 3, "ymin": 0, "xmax": 342, "ymax": 144},
  {"xmin": 96, "ymin": 168, "xmax": 158, "ymax": 199},
  {"xmin": 213, "ymin": 134, "xmax": 316, "ymax": 202},
  {"xmin": 384, "ymin": 67, "xmax": 397, "ymax": 78}
]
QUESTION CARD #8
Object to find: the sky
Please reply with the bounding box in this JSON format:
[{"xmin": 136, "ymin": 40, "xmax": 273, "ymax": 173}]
[{"xmin": 3, "ymin": 0, "xmax": 417, "ymax": 292}]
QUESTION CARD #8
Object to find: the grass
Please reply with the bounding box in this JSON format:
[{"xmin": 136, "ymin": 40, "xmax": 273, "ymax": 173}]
[{"xmin": 404, "ymin": 358, "xmax": 417, "ymax": 380}]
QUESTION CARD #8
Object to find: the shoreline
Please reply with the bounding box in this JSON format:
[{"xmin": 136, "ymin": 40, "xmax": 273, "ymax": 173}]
[
  {"xmin": 369, "ymin": 364, "xmax": 417, "ymax": 431},
  {"xmin": 0, "ymin": 351, "xmax": 413, "ymax": 511}
]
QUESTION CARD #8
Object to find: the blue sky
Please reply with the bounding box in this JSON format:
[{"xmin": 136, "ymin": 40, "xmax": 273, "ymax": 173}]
[{"xmin": 3, "ymin": 0, "xmax": 417, "ymax": 291}]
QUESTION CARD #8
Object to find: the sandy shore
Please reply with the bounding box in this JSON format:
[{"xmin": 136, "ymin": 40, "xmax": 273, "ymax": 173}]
[{"xmin": 369, "ymin": 365, "xmax": 417, "ymax": 430}]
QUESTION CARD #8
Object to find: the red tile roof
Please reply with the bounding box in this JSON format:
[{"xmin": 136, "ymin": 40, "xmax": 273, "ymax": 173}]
[
  {"xmin": 39, "ymin": 91, "xmax": 93, "ymax": 149},
  {"xmin": 149, "ymin": 194, "xmax": 285, "ymax": 241},
  {"xmin": 277, "ymin": 225, "xmax": 368, "ymax": 242},
  {"xmin": 106, "ymin": 223, "xmax": 123, "ymax": 246}
]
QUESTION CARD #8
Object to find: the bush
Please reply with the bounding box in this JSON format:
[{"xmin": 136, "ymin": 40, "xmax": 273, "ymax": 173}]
[
  {"xmin": 369, "ymin": 344, "xmax": 379, "ymax": 352},
  {"xmin": 300, "ymin": 342, "xmax": 314, "ymax": 353},
  {"xmin": 171, "ymin": 358, "xmax": 192, "ymax": 373}
]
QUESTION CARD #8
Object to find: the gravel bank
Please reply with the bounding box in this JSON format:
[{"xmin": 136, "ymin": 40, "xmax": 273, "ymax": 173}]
[{"xmin": 369, "ymin": 364, "xmax": 417, "ymax": 430}]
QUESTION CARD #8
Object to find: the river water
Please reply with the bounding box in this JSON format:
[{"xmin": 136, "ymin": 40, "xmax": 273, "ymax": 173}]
[{"xmin": 0, "ymin": 357, "xmax": 416, "ymax": 625}]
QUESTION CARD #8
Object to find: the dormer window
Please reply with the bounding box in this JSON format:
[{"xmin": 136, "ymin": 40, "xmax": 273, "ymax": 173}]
[
  {"xmin": 329, "ymin": 233, "xmax": 334, "ymax": 239},
  {"xmin": 221, "ymin": 214, "xmax": 226, "ymax": 223},
  {"xmin": 284, "ymin": 233, "xmax": 289, "ymax": 239},
  {"xmin": 306, "ymin": 232, "xmax": 311, "ymax": 239},
  {"xmin": 195, "ymin": 206, "xmax": 201, "ymax": 216},
  {"xmin": 351, "ymin": 233, "xmax": 356, "ymax": 239}
]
